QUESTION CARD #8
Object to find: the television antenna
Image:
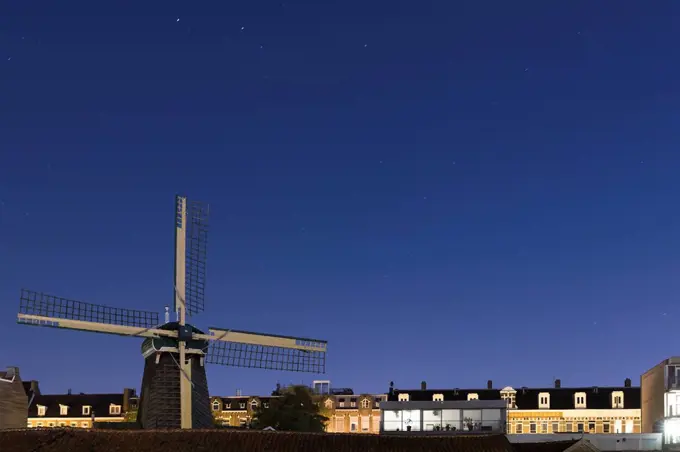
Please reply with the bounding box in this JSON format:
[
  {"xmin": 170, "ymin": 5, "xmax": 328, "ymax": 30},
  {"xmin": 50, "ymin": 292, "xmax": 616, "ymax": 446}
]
[{"xmin": 16, "ymin": 195, "xmax": 327, "ymax": 429}]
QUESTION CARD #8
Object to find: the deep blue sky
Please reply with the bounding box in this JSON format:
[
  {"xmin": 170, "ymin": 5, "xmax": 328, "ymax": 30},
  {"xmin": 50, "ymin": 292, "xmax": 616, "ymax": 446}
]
[{"xmin": 1, "ymin": 0, "xmax": 680, "ymax": 398}]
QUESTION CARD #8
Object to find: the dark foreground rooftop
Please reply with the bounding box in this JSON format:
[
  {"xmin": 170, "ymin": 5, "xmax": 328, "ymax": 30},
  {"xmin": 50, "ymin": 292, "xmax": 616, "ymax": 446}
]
[{"xmin": 0, "ymin": 428, "xmax": 514, "ymax": 452}]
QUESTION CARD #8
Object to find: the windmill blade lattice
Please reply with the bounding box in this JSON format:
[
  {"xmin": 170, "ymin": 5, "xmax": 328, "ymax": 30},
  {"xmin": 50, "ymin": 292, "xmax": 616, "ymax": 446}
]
[
  {"xmin": 19, "ymin": 289, "xmax": 159, "ymax": 328},
  {"xmin": 206, "ymin": 340, "xmax": 326, "ymax": 373},
  {"xmin": 185, "ymin": 199, "xmax": 209, "ymax": 316}
]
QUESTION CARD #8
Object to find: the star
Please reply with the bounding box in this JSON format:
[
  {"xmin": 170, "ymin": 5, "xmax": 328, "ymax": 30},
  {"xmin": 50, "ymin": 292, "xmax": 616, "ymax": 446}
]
[
  {"xmin": 364, "ymin": 44, "xmax": 368, "ymax": 48},
  {"xmin": 241, "ymin": 26, "xmax": 245, "ymax": 31},
  {"xmin": 176, "ymin": 17, "xmax": 180, "ymax": 22},
  {"xmin": 7, "ymin": 57, "xmax": 11, "ymax": 61}
]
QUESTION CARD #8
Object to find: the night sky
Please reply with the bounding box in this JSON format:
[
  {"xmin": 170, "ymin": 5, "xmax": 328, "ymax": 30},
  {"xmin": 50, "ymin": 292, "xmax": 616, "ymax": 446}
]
[{"xmin": 1, "ymin": 0, "xmax": 680, "ymax": 398}]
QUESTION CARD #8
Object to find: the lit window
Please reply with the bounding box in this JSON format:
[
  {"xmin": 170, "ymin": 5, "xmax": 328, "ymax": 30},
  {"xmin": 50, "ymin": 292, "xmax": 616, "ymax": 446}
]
[
  {"xmin": 515, "ymin": 423, "xmax": 523, "ymax": 433},
  {"xmin": 59, "ymin": 405, "xmax": 69, "ymax": 416},
  {"xmin": 37, "ymin": 406, "xmax": 46, "ymax": 416},
  {"xmin": 70, "ymin": 422, "xmax": 77, "ymax": 427},
  {"xmin": 350, "ymin": 398, "xmax": 357, "ymax": 408},
  {"xmin": 325, "ymin": 399, "xmax": 333, "ymax": 409},
  {"xmin": 612, "ymin": 391, "xmax": 624, "ymax": 408},
  {"xmin": 250, "ymin": 400, "xmax": 259, "ymax": 410},
  {"xmin": 361, "ymin": 398, "xmax": 371, "ymax": 409},
  {"xmin": 433, "ymin": 394, "xmax": 444, "ymax": 402},
  {"xmin": 467, "ymin": 393, "xmax": 478, "ymax": 401},
  {"xmin": 398, "ymin": 393, "xmax": 409, "ymax": 402},
  {"xmin": 225, "ymin": 403, "xmax": 231, "ymax": 409},
  {"xmin": 264, "ymin": 402, "xmax": 269, "ymax": 408},
  {"xmin": 82, "ymin": 406, "xmax": 91, "ymax": 416},
  {"xmin": 530, "ymin": 423, "xmax": 536, "ymax": 433},
  {"xmin": 552, "ymin": 422, "xmax": 559, "ymax": 433},
  {"xmin": 538, "ymin": 392, "xmax": 550, "ymax": 409},
  {"xmin": 211, "ymin": 400, "xmax": 220, "ymax": 411},
  {"xmin": 574, "ymin": 392, "xmax": 587, "ymax": 408},
  {"xmin": 239, "ymin": 403, "xmax": 246, "ymax": 409},
  {"xmin": 109, "ymin": 404, "xmax": 121, "ymax": 415}
]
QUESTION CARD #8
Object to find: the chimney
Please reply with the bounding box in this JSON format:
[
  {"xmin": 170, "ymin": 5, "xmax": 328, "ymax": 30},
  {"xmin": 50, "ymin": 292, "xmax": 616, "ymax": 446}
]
[
  {"xmin": 421, "ymin": 381, "xmax": 427, "ymax": 391},
  {"xmin": 487, "ymin": 380, "xmax": 493, "ymax": 389},
  {"xmin": 554, "ymin": 379, "xmax": 561, "ymax": 388},
  {"xmin": 68, "ymin": 388, "xmax": 72, "ymax": 395},
  {"xmin": 31, "ymin": 381, "xmax": 41, "ymax": 396},
  {"xmin": 625, "ymin": 378, "xmax": 631, "ymax": 388},
  {"xmin": 236, "ymin": 389, "xmax": 242, "ymax": 397}
]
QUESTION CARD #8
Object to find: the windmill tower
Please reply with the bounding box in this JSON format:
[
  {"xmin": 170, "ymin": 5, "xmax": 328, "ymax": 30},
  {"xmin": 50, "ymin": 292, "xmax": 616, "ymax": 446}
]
[{"xmin": 16, "ymin": 195, "xmax": 327, "ymax": 429}]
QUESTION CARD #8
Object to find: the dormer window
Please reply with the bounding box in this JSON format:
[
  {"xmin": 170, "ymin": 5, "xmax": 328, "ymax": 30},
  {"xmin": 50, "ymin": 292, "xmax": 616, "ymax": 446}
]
[
  {"xmin": 361, "ymin": 398, "xmax": 371, "ymax": 409},
  {"xmin": 59, "ymin": 405, "xmax": 69, "ymax": 416},
  {"xmin": 500, "ymin": 387, "xmax": 517, "ymax": 409},
  {"xmin": 263, "ymin": 402, "xmax": 269, "ymax": 408},
  {"xmin": 250, "ymin": 400, "xmax": 259, "ymax": 410},
  {"xmin": 350, "ymin": 398, "xmax": 357, "ymax": 408},
  {"xmin": 375, "ymin": 397, "xmax": 382, "ymax": 407},
  {"xmin": 325, "ymin": 399, "xmax": 333, "ymax": 409},
  {"xmin": 37, "ymin": 405, "xmax": 46, "ymax": 416},
  {"xmin": 239, "ymin": 402, "xmax": 246, "ymax": 409},
  {"xmin": 574, "ymin": 392, "xmax": 587, "ymax": 408},
  {"xmin": 338, "ymin": 398, "xmax": 345, "ymax": 407},
  {"xmin": 467, "ymin": 393, "xmax": 479, "ymax": 401},
  {"xmin": 225, "ymin": 403, "xmax": 231, "ymax": 409},
  {"xmin": 211, "ymin": 400, "xmax": 220, "ymax": 411},
  {"xmin": 82, "ymin": 406, "xmax": 91, "ymax": 416},
  {"xmin": 109, "ymin": 404, "xmax": 121, "ymax": 415},
  {"xmin": 538, "ymin": 392, "xmax": 550, "ymax": 409},
  {"xmin": 612, "ymin": 391, "xmax": 624, "ymax": 408},
  {"xmin": 433, "ymin": 393, "xmax": 444, "ymax": 402},
  {"xmin": 398, "ymin": 393, "xmax": 410, "ymax": 402}
]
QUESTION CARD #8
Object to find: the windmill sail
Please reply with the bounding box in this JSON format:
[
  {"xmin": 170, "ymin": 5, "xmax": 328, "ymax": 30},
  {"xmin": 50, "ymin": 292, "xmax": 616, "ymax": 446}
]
[
  {"xmin": 17, "ymin": 289, "xmax": 174, "ymax": 339},
  {"xmin": 181, "ymin": 197, "xmax": 209, "ymax": 317},
  {"xmin": 203, "ymin": 327, "xmax": 327, "ymax": 373}
]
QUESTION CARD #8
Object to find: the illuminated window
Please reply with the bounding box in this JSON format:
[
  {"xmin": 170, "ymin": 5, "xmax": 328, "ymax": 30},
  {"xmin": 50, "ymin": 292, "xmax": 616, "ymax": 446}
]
[
  {"xmin": 538, "ymin": 392, "xmax": 550, "ymax": 409},
  {"xmin": 239, "ymin": 402, "xmax": 246, "ymax": 409},
  {"xmin": 59, "ymin": 405, "xmax": 69, "ymax": 416},
  {"xmin": 250, "ymin": 400, "xmax": 259, "ymax": 410},
  {"xmin": 612, "ymin": 391, "xmax": 624, "ymax": 408},
  {"xmin": 82, "ymin": 406, "xmax": 91, "ymax": 416},
  {"xmin": 433, "ymin": 394, "xmax": 444, "ymax": 402},
  {"xmin": 552, "ymin": 422, "xmax": 559, "ymax": 432},
  {"xmin": 515, "ymin": 423, "xmax": 522, "ymax": 433},
  {"xmin": 325, "ymin": 399, "xmax": 334, "ymax": 409},
  {"xmin": 398, "ymin": 393, "xmax": 410, "ymax": 402},
  {"xmin": 361, "ymin": 398, "xmax": 371, "ymax": 409},
  {"xmin": 211, "ymin": 400, "xmax": 220, "ymax": 411},
  {"xmin": 37, "ymin": 405, "xmax": 46, "ymax": 416},
  {"xmin": 109, "ymin": 404, "xmax": 121, "ymax": 415},
  {"xmin": 574, "ymin": 392, "xmax": 587, "ymax": 408},
  {"xmin": 467, "ymin": 393, "xmax": 478, "ymax": 401}
]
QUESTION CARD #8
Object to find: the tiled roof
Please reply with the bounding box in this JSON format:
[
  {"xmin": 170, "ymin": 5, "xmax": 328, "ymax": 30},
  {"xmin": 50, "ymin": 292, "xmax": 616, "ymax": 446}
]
[
  {"xmin": 0, "ymin": 429, "xmax": 516, "ymax": 452},
  {"xmin": 390, "ymin": 386, "xmax": 640, "ymax": 410},
  {"xmin": 212, "ymin": 395, "xmax": 279, "ymax": 411},
  {"xmin": 28, "ymin": 393, "xmax": 124, "ymax": 418}
]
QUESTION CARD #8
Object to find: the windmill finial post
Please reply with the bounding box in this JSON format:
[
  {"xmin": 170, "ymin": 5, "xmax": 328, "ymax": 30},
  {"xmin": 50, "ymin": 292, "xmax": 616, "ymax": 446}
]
[{"xmin": 164, "ymin": 306, "xmax": 170, "ymax": 323}]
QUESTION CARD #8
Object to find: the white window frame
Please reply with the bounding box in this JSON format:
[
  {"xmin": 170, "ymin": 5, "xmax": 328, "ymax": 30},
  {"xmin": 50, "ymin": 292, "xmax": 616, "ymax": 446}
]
[
  {"xmin": 467, "ymin": 393, "xmax": 479, "ymax": 401},
  {"xmin": 325, "ymin": 399, "xmax": 334, "ymax": 409},
  {"xmin": 109, "ymin": 404, "xmax": 122, "ymax": 415},
  {"xmin": 211, "ymin": 400, "xmax": 220, "ymax": 411},
  {"xmin": 350, "ymin": 399, "xmax": 357, "ymax": 408},
  {"xmin": 612, "ymin": 391, "xmax": 624, "ymax": 408},
  {"xmin": 360, "ymin": 398, "xmax": 370, "ymax": 409},
  {"xmin": 433, "ymin": 393, "xmax": 444, "ymax": 402},
  {"xmin": 239, "ymin": 402, "xmax": 246, "ymax": 409},
  {"xmin": 574, "ymin": 392, "xmax": 587, "ymax": 408},
  {"xmin": 398, "ymin": 393, "xmax": 410, "ymax": 402},
  {"xmin": 82, "ymin": 406, "xmax": 91, "ymax": 416},
  {"xmin": 59, "ymin": 404, "xmax": 69, "ymax": 416},
  {"xmin": 538, "ymin": 392, "xmax": 550, "ymax": 409},
  {"xmin": 37, "ymin": 405, "xmax": 46, "ymax": 416},
  {"xmin": 349, "ymin": 416, "xmax": 358, "ymax": 432},
  {"xmin": 250, "ymin": 400, "xmax": 259, "ymax": 410},
  {"xmin": 361, "ymin": 415, "xmax": 370, "ymax": 431}
]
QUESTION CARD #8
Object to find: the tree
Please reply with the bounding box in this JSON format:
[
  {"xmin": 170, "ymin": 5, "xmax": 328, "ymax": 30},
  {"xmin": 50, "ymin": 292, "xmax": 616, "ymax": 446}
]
[{"xmin": 251, "ymin": 385, "xmax": 328, "ymax": 432}]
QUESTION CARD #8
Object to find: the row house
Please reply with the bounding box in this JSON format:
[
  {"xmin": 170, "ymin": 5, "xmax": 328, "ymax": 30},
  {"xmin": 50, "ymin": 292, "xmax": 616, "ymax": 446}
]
[
  {"xmin": 26, "ymin": 388, "xmax": 137, "ymax": 428},
  {"xmin": 388, "ymin": 378, "xmax": 641, "ymax": 435}
]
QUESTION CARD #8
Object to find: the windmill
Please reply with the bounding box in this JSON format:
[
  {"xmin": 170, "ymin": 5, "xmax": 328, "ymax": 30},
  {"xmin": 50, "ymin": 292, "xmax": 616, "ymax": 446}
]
[{"xmin": 16, "ymin": 195, "xmax": 327, "ymax": 429}]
